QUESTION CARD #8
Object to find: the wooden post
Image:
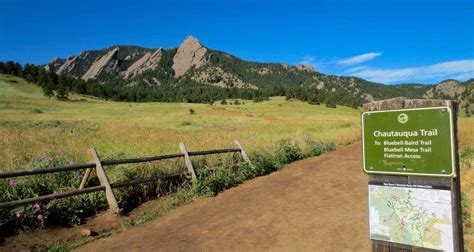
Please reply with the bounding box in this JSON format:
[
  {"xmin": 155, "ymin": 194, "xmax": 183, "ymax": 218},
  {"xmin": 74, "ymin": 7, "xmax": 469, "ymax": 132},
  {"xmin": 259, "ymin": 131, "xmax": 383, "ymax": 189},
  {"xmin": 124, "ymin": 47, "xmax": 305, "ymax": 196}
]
[
  {"xmin": 364, "ymin": 98, "xmax": 464, "ymax": 252},
  {"xmin": 234, "ymin": 140, "xmax": 251, "ymax": 165},
  {"xmin": 87, "ymin": 148, "xmax": 120, "ymax": 214},
  {"xmin": 179, "ymin": 142, "xmax": 197, "ymax": 181},
  {"xmin": 78, "ymin": 168, "xmax": 93, "ymax": 189}
]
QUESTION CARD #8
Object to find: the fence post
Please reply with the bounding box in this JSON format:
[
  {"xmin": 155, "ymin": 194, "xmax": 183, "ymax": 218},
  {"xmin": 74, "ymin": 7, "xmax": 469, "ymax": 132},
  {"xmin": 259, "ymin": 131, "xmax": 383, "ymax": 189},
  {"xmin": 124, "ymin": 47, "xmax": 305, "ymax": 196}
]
[
  {"xmin": 87, "ymin": 148, "xmax": 120, "ymax": 214},
  {"xmin": 78, "ymin": 168, "xmax": 93, "ymax": 189},
  {"xmin": 234, "ymin": 140, "xmax": 251, "ymax": 165},
  {"xmin": 179, "ymin": 142, "xmax": 197, "ymax": 181}
]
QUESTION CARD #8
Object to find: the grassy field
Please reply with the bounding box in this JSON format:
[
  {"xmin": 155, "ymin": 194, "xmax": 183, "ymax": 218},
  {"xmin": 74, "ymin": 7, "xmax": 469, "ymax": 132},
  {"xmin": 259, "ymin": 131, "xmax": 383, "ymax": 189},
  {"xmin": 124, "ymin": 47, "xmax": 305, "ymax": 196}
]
[
  {"xmin": 0, "ymin": 74, "xmax": 360, "ymax": 170},
  {"xmin": 1, "ymin": 74, "xmax": 473, "ymax": 245}
]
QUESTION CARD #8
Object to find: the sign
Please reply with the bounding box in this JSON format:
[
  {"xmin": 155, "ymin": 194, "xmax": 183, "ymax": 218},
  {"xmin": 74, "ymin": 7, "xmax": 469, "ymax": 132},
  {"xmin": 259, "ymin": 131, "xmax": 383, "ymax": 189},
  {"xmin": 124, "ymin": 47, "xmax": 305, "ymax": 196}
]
[
  {"xmin": 368, "ymin": 182, "xmax": 453, "ymax": 251},
  {"xmin": 362, "ymin": 107, "xmax": 455, "ymax": 177}
]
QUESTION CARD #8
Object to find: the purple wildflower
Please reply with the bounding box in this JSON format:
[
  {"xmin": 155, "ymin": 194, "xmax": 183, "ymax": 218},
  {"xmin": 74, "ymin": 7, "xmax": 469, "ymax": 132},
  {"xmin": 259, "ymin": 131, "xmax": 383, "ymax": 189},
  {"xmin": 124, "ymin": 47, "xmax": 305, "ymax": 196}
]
[
  {"xmin": 43, "ymin": 155, "xmax": 53, "ymax": 162},
  {"xmin": 76, "ymin": 170, "xmax": 84, "ymax": 179},
  {"xmin": 34, "ymin": 203, "xmax": 41, "ymax": 213},
  {"xmin": 67, "ymin": 160, "xmax": 75, "ymax": 166},
  {"xmin": 37, "ymin": 214, "xmax": 43, "ymax": 221},
  {"xmin": 53, "ymin": 191, "xmax": 59, "ymax": 195},
  {"xmin": 16, "ymin": 212, "xmax": 21, "ymax": 219},
  {"xmin": 9, "ymin": 179, "xmax": 17, "ymax": 187},
  {"xmin": 303, "ymin": 135, "xmax": 311, "ymax": 143}
]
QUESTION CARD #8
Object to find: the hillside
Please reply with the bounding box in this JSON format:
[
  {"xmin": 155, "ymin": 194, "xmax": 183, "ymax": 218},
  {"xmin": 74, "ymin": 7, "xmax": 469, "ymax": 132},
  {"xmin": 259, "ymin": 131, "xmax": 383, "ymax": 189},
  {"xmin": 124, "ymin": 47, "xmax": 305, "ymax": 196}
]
[
  {"xmin": 460, "ymin": 78, "xmax": 474, "ymax": 116},
  {"xmin": 0, "ymin": 36, "xmax": 469, "ymax": 107},
  {"xmin": 42, "ymin": 36, "xmax": 470, "ymax": 105}
]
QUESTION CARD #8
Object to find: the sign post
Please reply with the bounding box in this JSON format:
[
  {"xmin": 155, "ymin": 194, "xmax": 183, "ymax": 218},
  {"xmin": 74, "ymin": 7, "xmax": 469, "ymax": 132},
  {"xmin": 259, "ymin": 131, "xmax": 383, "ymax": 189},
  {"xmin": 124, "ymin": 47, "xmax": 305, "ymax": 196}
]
[{"xmin": 362, "ymin": 98, "xmax": 463, "ymax": 252}]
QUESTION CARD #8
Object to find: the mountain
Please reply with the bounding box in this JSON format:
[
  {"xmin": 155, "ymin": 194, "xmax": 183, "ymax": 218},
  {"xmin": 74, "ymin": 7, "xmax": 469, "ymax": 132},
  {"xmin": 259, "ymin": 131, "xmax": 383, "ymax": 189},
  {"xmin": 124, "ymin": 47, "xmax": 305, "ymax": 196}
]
[{"xmin": 43, "ymin": 35, "xmax": 470, "ymax": 106}]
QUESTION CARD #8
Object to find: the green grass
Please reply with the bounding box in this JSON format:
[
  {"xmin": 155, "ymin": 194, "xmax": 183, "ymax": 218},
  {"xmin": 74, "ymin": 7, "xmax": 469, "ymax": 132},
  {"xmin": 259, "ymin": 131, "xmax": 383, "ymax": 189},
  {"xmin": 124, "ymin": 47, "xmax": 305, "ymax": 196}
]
[{"xmin": 0, "ymin": 74, "xmax": 361, "ymax": 171}]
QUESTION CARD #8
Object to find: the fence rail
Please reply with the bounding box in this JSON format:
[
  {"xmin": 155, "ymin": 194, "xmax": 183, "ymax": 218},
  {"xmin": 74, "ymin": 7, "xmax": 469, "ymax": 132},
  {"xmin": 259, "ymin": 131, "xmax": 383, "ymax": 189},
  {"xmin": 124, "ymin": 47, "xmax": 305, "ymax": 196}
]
[{"xmin": 0, "ymin": 140, "xmax": 250, "ymax": 213}]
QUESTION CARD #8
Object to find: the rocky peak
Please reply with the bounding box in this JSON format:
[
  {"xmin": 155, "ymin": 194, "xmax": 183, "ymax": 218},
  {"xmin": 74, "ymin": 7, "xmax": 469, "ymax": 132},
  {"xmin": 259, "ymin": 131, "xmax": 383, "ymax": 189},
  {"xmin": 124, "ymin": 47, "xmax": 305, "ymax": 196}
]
[
  {"xmin": 56, "ymin": 56, "xmax": 79, "ymax": 75},
  {"xmin": 44, "ymin": 57, "xmax": 65, "ymax": 72},
  {"xmin": 295, "ymin": 64, "xmax": 315, "ymax": 72},
  {"xmin": 122, "ymin": 48, "xmax": 163, "ymax": 79},
  {"xmin": 172, "ymin": 35, "xmax": 208, "ymax": 77},
  {"xmin": 82, "ymin": 47, "xmax": 120, "ymax": 80},
  {"xmin": 424, "ymin": 79, "xmax": 465, "ymax": 99}
]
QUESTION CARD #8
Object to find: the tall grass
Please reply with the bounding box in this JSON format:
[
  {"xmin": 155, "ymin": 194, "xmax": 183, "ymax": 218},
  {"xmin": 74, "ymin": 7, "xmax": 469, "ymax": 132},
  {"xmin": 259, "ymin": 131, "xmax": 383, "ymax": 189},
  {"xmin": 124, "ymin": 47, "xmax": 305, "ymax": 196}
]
[
  {"xmin": 0, "ymin": 138, "xmax": 335, "ymax": 238},
  {"xmin": 0, "ymin": 76, "xmax": 360, "ymax": 171}
]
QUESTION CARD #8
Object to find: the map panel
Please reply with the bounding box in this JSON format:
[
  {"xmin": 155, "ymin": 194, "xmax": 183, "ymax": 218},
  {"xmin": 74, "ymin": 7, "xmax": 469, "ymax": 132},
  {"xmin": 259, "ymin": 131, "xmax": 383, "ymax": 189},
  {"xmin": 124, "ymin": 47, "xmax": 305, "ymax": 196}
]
[{"xmin": 368, "ymin": 182, "xmax": 453, "ymax": 251}]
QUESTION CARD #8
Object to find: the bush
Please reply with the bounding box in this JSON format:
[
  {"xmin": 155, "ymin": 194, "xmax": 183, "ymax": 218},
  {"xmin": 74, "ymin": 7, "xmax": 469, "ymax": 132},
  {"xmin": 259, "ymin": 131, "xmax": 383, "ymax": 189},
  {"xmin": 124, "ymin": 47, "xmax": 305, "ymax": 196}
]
[
  {"xmin": 220, "ymin": 99, "xmax": 227, "ymax": 105},
  {"xmin": 32, "ymin": 109, "xmax": 43, "ymax": 114},
  {"xmin": 305, "ymin": 140, "xmax": 336, "ymax": 157},
  {"xmin": 181, "ymin": 121, "xmax": 192, "ymax": 126},
  {"xmin": 274, "ymin": 139, "xmax": 303, "ymax": 167},
  {"xmin": 192, "ymin": 167, "xmax": 238, "ymax": 196},
  {"xmin": 189, "ymin": 109, "xmax": 195, "ymax": 115},
  {"xmin": 248, "ymin": 151, "xmax": 278, "ymax": 176}
]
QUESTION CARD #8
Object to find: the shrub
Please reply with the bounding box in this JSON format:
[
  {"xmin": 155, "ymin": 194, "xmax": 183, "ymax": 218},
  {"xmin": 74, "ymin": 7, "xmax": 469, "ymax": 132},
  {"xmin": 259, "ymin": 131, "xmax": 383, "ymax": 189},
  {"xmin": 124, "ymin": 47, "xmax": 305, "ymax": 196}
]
[
  {"xmin": 305, "ymin": 140, "xmax": 336, "ymax": 157},
  {"xmin": 274, "ymin": 139, "xmax": 303, "ymax": 167},
  {"xmin": 220, "ymin": 99, "xmax": 227, "ymax": 105},
  {"xmin": 181, "ymin": 121, "xmax": 192, "ymax": 126},
  {"xmin": 193, "ymin": 167, "xmax": 238, "ymax": 196},
  {"xmin": 248, "ymin": 151, "xmax": 278, "ymax": 176},
  {"xmin": 189, "ymin": 109, "xmax": 195, "ymax": 115},
  {"xmin": 32, "ymin": 109, "xmax": 43, "ymax": 114}
]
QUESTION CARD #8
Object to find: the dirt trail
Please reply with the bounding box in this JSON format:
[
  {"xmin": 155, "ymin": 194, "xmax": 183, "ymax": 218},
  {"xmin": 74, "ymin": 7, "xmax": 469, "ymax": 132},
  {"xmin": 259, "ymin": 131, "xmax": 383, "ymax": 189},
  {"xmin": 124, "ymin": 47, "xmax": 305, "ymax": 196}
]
[{"xmin": 76, "ymin": 143, "xmax": 370, "ymax": 251}]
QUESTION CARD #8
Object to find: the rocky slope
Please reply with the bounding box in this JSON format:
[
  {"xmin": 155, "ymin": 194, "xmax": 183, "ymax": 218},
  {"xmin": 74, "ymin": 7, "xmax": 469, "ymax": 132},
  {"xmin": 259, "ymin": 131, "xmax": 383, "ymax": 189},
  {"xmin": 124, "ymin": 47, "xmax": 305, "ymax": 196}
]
[
  {"xmin": 45, "ymin": 35, "xmax": 470, "ymax": 102},
  {"xmin": 423, "ymin": 79, "xmax": 466, "ymax": 99}
]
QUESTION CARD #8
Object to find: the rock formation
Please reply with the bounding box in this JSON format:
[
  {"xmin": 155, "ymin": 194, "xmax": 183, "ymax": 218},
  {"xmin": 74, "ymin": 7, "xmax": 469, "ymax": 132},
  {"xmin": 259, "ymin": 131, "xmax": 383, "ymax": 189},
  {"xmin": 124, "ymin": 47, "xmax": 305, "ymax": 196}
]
[
  {"xmin": 172, "ymin": 36, "xmax": 208, "ymax": 77},
  {"xmin": 82, "ymin": 47, "xmax": 119, "ymax": 80},
  {"xmin": 122, "ymin": 48, "xmax": 163, "ymax": 79}
]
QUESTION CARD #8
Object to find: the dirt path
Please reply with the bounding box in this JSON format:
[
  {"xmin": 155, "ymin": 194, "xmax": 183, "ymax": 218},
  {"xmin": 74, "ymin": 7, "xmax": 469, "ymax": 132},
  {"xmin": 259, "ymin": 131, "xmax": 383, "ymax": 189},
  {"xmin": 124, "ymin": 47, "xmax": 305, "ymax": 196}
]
[{"xmin": 76, "ymin": 143, "xmax": 370, "ymax": 251}]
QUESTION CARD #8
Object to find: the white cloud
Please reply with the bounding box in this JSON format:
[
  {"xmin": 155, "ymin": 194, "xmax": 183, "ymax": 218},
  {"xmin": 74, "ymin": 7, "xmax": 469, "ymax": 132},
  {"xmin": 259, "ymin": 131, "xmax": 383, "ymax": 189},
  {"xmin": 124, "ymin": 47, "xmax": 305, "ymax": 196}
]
[
  {"xmin": 350, "ymin": 59, "xmax": 474, "ymax": 84},
  {"xmin": 343, "ymin": 65, "xmax": 368, "ymax": 74},
  {"xmin": 337, "ymin": 52, "xmax": 382, "ymax": 65}
]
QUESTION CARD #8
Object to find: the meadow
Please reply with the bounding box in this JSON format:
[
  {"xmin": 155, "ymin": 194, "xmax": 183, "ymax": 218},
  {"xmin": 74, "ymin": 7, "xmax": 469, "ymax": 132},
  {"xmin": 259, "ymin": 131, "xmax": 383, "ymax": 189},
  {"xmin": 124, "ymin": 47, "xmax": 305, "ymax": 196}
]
[
  {"xmin": 0, "ymin": 74, "xmax": 473, "ymax": 246},
  {"xmin": 0, "ymin": 74, "xmax": 360, "ymax": 171}
]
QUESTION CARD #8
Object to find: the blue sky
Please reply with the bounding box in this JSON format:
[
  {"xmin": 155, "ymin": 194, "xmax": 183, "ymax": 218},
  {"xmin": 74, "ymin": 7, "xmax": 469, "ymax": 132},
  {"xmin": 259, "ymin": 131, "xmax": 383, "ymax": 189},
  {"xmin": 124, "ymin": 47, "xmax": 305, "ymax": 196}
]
[{"xmin": 0, "ymin": 0, "xmax": 472, "ymax": 84}]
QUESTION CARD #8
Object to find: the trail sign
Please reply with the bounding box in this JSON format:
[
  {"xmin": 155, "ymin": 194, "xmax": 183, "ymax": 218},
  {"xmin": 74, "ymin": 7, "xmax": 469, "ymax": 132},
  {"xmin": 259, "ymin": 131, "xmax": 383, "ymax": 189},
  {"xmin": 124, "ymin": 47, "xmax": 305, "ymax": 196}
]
[{"xmin": 362, "ymin": 107, "xmax": 455, "ymax": 177}]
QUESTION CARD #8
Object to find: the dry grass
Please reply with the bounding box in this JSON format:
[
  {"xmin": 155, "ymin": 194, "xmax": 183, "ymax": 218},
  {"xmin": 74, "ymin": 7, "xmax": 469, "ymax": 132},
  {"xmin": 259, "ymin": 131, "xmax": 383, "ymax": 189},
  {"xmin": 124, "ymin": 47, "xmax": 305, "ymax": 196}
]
[
  {"xmin": 0, "ymin": 75, "xmax": 360, "ymax": 170},
  {"xmin": 1, "ymin": 75, "xmax": 473, "ymax": 246}
]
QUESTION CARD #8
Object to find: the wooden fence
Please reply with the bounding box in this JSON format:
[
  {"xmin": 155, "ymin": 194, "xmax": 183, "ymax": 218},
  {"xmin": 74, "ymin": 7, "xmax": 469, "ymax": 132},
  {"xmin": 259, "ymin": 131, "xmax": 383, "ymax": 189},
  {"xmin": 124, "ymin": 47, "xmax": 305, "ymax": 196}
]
[{"xmin": 0, "ymin": 140, "xmax": 251, "ymax": 214}]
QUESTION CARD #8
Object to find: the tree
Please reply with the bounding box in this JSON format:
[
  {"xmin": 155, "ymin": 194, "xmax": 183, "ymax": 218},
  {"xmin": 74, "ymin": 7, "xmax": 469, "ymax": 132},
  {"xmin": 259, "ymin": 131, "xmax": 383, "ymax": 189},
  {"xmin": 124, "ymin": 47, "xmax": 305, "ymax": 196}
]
[
  {"xmin": 56, "ymin": 75, "xmax": 69, "ymax": 100},
  {"xmin": 325, "ymin": 96, "xmax": 337, "ymax": 108}
]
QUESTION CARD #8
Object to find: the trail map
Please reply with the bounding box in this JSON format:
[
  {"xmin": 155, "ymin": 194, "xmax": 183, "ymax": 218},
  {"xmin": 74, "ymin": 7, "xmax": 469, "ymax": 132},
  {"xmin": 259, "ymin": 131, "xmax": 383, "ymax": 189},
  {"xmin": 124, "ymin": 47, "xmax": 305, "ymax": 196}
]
[{"xmin": 368, "ymin": 182, "xmax": 453, "ymax": 251}]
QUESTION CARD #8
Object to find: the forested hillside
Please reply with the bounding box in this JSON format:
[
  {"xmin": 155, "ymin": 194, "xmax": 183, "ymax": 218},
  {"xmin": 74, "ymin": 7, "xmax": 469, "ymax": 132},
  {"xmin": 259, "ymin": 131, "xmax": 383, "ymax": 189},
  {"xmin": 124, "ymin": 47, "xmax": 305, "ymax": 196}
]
[{"xmin": 1, "ymin": 36, "xmax": 471, "ymax": 108}]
